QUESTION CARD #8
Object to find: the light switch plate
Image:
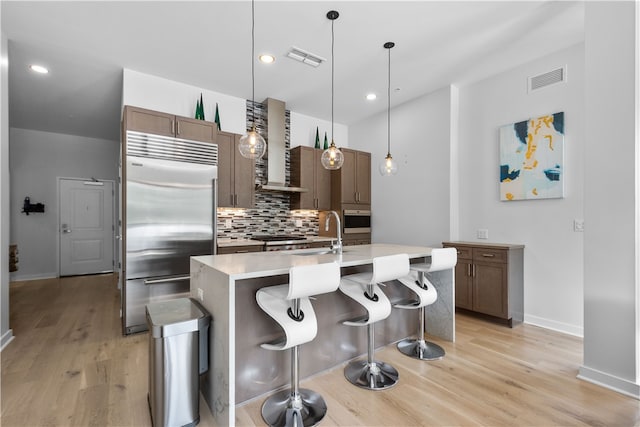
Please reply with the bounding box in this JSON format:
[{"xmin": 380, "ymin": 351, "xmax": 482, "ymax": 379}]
[
  {"xmin": 224, "ymin": 219, "xmax": 232, "ymax": 228},
  {"xmin": 477, "ymin": 229, "xmax": 489, "ymax": 239},
  {"xmin": 574, "ymin": 219, "xmax": 584, "ymax": 232},
  {"xmin": 295, "ymin": 219, "xmax": 303, "ymax": 227}
]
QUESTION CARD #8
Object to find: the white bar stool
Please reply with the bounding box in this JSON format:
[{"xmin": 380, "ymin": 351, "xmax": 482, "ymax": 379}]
[
  {"xmin": 395, "ymin": 247, "xmax": 457, "ymax": 360},
  {"xmin": 256, "ymin": 261, "xmax": 341, "ymax": 427},
  {"xmin": 339, "ymin": 253, "xmax": 410, "ymax": 390}
]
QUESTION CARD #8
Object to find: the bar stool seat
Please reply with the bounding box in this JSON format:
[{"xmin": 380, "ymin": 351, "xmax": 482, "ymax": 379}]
[
  {"xmin": 339, "ymin": 253, "xmax": 410, "ymax": 390},
  {"xmin": 395, "ymin": 247, "xmax": 457, "ymax": 360},
  {"xmin": 257, "ymin": 262, "xmax": 341, "ymax": 427}
]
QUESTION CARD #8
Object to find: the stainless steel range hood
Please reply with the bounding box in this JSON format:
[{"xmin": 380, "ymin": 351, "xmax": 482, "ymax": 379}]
[{"xmin": 258, "ymin": 98, "xmax": 308, "ymax": 193}]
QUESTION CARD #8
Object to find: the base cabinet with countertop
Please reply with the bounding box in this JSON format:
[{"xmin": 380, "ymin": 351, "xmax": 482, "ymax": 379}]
[{"xmin": 443, "ymin": 241, "xmax": 524, "ymax": 327}]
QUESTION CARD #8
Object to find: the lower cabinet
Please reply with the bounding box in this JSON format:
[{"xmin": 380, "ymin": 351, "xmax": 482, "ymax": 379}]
[{"xmin": 443, "ymin": 241, "xmax": 524, "ymax": 327}]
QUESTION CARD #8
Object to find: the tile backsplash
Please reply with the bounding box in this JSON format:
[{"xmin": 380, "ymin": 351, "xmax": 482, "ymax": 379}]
[{"xmin": 217, "ymin": 100, "xmax": 319, "ymax": 239}]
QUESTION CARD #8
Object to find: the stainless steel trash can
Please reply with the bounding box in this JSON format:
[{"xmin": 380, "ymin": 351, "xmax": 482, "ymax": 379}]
[{"xmin": 146, "ymin": 298, "xmax": 210, "ymax": 427}]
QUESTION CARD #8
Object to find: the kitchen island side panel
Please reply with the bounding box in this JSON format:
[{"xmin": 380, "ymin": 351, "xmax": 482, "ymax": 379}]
[{"xmin": 190, "ymin": 258, "xmax": 234, "ymax": 427}]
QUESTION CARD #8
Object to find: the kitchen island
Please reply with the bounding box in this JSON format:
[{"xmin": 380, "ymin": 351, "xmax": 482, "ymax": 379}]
[{"xmin": 190, "ymin": 243, "xmax": 455, "ymax": 427}]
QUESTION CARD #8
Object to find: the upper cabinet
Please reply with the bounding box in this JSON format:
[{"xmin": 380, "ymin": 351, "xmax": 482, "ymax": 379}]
[
  {"xmin": 216, "ymin": 131, "xmax": 254, "ymax": 208},
  {"xmin": 123, "ymin": 105, "xmax": 216, "ymax": 143},
  {"xmin": 331, "ymin": 148, "xmax": 371, "ymax": 206},
  {"xmin": 290, "ymin": 146, "xmax": 331, "ymax": 210}
]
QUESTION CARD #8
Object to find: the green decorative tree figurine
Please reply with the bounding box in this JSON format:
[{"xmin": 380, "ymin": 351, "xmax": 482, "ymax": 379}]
[
  {"xmin": 195, "ymin": 98, "xmax": 201, "ymax": 119},
  {"xmin": 199, "ymin": 93, "xmax": 205, "ymax": 120},
  {"xmin": 314, "ymin": 126, "xmax": 320, "ymax": 149},
  {"xmin": 214, "ymin": 103, "xmax": 221, "ymax": 130},
  {"xmin": 323, "ymin": 132, "xmax": 329, "ymax": 149}
]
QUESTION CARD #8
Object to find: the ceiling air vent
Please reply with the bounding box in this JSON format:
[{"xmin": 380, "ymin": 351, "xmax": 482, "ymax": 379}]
[
  {"xmin": 286, "ymin": 46, "xmax": 326, "ymax": 67},
  {"xmin": 528, "ymin": 66, "xmax": 566, "ymax": 92}
]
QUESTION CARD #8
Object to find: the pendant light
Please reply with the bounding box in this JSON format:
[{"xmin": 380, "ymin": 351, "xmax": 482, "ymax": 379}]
[
  {"xmin": 321, "ymin": 10, "xmax": 344, "ymax": 170},
  {"xmin": 379, "ymin": 42, "xmax": 398, "ymax": 176},
  {"xmin": 238, "ymin": 0, "xmax": 266, "ymax": 160}
]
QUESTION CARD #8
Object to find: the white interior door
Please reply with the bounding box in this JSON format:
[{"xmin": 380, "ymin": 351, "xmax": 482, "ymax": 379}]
[{"xmin": 59, "ymin": 178, "xmax": 115, "ymax": 276}]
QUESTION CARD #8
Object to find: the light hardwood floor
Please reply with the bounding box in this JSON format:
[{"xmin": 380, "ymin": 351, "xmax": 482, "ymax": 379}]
[{"xmin": 1, "ymin": 274, "xmax": 638, "ymax": 426}]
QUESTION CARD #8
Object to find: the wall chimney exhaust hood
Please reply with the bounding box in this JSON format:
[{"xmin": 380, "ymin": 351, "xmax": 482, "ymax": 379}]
[{"xmin": 258, "ymin": 98, "xmax": 308, "ymax": 193}]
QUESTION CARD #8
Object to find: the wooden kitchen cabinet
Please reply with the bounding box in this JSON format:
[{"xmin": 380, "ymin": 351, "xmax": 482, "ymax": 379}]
[
  {"xmin": 123, "ymin": 105, "xmax": 216, "ymax": 143},
  {"xmin": 290, "ymin": 146, "xmax": 331, "ymax": 210},
  {"xmin": 443, "ymin": 241, "xmax": 524, "ymax": 327},
  {"xmin": 216, "ymin": 131, "xmax": 255, "ymax": 208},
  {"xmin": 331, "ymin": 148, "xmax": 371, "ymax": 205}
]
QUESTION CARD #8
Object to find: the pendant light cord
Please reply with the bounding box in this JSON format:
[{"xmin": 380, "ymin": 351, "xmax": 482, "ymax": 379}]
[
  {"xmin": 387, "ymin": 45, "xmax": 391, "ymax": 156},
  {"xmin": 251, "ymin": 0, "xmax": 256, "ymax": 130},
  {"xmin": 331, "ymin": 16, "xmax": 335, "ymax": 144}
]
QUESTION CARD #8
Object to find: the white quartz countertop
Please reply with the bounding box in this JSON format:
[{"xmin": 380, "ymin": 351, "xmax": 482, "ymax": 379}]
[{"xmin": 192, "ymin": 243, "xmax": 433, "ymax": 280}]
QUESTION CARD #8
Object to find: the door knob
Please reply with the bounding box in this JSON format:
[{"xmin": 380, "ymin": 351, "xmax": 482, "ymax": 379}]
[{"xmin": 61, "ymin": 223, "xmax": 72, "ymax": 233}]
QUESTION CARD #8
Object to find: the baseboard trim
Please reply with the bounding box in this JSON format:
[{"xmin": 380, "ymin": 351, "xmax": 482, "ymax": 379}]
[
  {"xmin": 523, "ymin": 314, "xmax": 583, "ymax": 337},
  {"xmin": 578, "ymin": 365, "xmax": 640, "ymax": 400},
  {"xmin": 1, "ymin": 329, "xmax": 14, "ymax": 351},
  {"xmin": 10, "ymin": 272, "xmax": 57, "ymax": 282}
]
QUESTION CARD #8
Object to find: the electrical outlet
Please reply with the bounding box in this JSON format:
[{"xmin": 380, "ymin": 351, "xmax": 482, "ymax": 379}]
[
  {"xmin": 224, "ymin": 219, "xmax": 232, "ymax": 228},
  {"xmin": 197, "ymin": 288, "xmax": 204, "ymax": 302},
  {"xmin": 574, "ymin": 219, "xmax": 584, "ymax": 232},
  {"xmin": 477, "ymin": 229, "xmax": 489, "ymax": 239},
  {"xmin": 295, "ymin": 219, "xmax": 303, "ymax": 227}
]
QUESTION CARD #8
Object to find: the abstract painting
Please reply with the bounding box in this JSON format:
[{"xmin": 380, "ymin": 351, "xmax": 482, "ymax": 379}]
[{"xmin": 499, "ymin": 112, "xmax": 564, "ymax": 201}]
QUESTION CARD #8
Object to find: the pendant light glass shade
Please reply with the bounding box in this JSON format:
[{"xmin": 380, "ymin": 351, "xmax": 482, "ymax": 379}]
[
  {"xmin": 379, "ymin": 41, "xmax": 398, "ymax": 176},
  {"xmin": 321, "ymin": 140, "xmax": 344, "ymax": 170},
  {"xmin": 379, "ymin": 153, "xmax": 398, "ymax": 176},
  {"xmin": 321, "ymin": 10, "xmax": 344, "ymax": 170},
  {"xmin": 238, "ymin": 125, "xmax": 266, "ymax": 159},
  {"xmin": 239, "ymin": 0, "xmax": 266, "ymax": 160}
]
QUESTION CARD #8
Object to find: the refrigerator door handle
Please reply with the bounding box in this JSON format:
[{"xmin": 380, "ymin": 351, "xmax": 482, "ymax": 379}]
[{"xmin": 144, "ymin": 275, "xmax": 191, "ymax": 285}]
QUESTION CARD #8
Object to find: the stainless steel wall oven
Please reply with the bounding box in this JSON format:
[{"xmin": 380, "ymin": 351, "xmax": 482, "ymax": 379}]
[{"xmin": 343, "ymin": 209, "xmax": 371, "ymax": 234}]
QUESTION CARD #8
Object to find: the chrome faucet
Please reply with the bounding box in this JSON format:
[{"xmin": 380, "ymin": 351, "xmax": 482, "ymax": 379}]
[{"xmin": 325, "ymin": 210, "xmax": 342, "ymax": 254}]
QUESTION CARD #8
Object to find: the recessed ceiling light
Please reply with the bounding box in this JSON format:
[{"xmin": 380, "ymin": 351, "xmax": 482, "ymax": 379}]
[
  {"xmin": 259, "ymin": 54, "xmax": 275, "ymax": 64},
  {"xmin": 29, "ymin": 64, "xmax": 49, "ymax": 74},
  {"xmin": 366, "ymin": 93, "xmax": 377, "ymax": 101}
]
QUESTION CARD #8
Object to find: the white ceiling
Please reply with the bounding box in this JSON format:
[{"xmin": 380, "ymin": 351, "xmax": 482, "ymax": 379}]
[{"xmin": 2, "ymin": 1, "xmax": 585, "ymax": 142}]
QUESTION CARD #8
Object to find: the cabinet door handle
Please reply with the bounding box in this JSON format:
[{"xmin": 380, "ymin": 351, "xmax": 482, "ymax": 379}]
[
  {"xmin": 235, "ymin": 250, "xmax": 250, "ymax": 253},
  {"xmin": 482, "ymin": 253, "xmax": 495, "ymax": 258},
  {"xmin": 467, "ymin": 264, "xmax": 471, "ymax": 276},
  {"xmin": 171, "ymin": 120, "xmax": 175, "ymax": 134},
  {"xmin": 472, "ymin": 264, "xmax": 476, "ymax": 277},
  {"xmin": 176, "ymin": 121, "xmax": 180, "ymax": 135}
]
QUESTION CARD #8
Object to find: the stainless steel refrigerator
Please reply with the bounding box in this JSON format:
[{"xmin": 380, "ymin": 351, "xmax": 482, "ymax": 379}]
[{"xmin": 122, "ymin": 131, "xmax": 217, "ymax": 334}]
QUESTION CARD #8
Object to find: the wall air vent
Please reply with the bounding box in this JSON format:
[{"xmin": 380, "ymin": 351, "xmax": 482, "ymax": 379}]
[
  {"xmin": 528, "ymin": 66, "xmax": 566, "ymax": 92},
  {"xmin": 286, "ymin": 46, "xmax": 326, "ymax": 67}
]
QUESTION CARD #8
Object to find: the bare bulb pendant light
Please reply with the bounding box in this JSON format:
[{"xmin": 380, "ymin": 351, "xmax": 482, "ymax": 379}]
[
  {"xmin": 238, "ymin": 0, "xmax": 266, "ymax": 160},
  {"xmin": 321, "ymin": 10, "xmax": 344, "ymax": 170},
  {"xmin": 379, "ymin": 41, "xmax": 398, "ymax": 176}
]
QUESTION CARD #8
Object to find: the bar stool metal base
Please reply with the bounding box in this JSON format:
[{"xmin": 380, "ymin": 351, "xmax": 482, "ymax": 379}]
[
  {"xmin": 261, "ymin": 388, "xmax": 327, "ymax": 427},
  {"xmin": 344, "ymin": 359, "xmax": 399, "ymax": 390},
  {"xmin": 397, "ymin": 338, "xmax": 445, "ymax": 361}
]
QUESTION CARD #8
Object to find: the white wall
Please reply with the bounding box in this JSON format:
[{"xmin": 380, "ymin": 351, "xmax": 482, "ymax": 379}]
[
  {"xmin": 122, "ymin": 69, "xmax": 247, "ymax": 135},
  {"xmin": 123, "ymin": 69, "xmax": 349, "ymax": 148},
  {"xmin": 349, "ymin": 85, "xmax": 454, "ymax": 248},
  {"xmin": 1, "ymin": 26, "xmax": 14, "ymax": 350},
  {"xmin": 458, "ymin": 44, "xmax": 585, "ymax": 336},
  {"xmin": 580, "ymin": 1, "xmax": 639, "ymax": 398},
  {"xmin": 9, "ymin": 129, "xmax": 119, "ymax": 281},
  {"xmin": 290, "ymin": 111, "xmax": 348, "ymax": 149}
]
